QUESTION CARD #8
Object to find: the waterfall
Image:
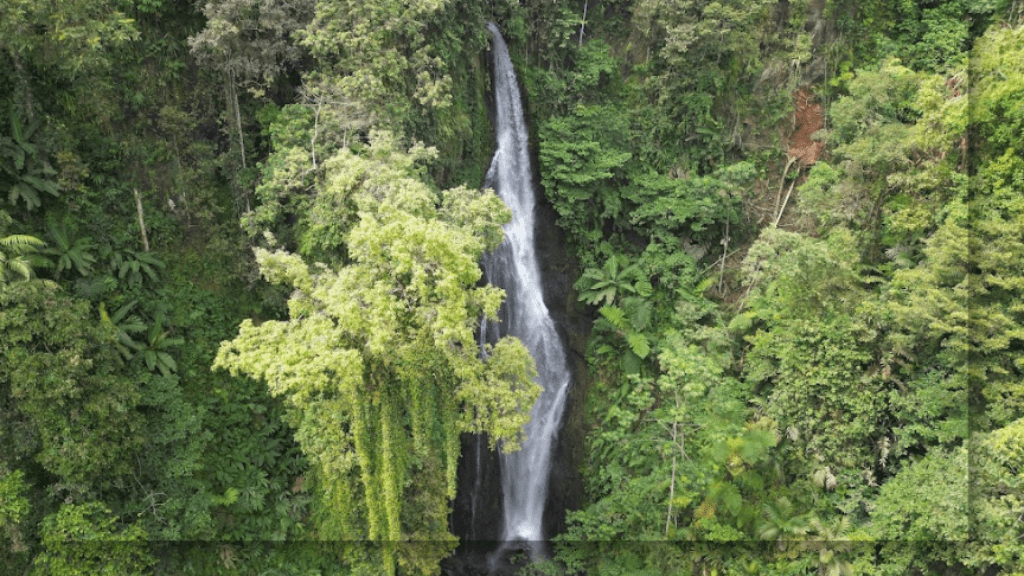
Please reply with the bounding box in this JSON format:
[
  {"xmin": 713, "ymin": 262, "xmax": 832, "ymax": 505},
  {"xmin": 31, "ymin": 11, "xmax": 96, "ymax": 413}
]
[{"xmin": 481, "ymin": 22, "xmax": 572, "ymax": 554}]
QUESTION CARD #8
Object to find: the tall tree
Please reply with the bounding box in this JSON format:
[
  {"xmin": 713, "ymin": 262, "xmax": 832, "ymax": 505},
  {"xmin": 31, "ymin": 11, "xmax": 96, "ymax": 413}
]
[
  {"xmin": 214, "ymin": 131, "xmax": 539, "ymax": 575},
  {"xmin": 189, "ymin": 0, "xmax": 316, "ymax": 210}
]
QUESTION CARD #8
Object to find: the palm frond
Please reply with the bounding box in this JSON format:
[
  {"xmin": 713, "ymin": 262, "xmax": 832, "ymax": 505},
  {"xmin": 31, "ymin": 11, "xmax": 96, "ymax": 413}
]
[{"xmin": 0, "ymin": 234, "xmax": 45, "ymax": 251}]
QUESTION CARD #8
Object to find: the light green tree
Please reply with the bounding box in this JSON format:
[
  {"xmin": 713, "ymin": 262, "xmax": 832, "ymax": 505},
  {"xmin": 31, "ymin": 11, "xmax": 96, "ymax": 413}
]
[
  {"xmin": 741, "ymin": 227, "xmax": 887, "ymax": 491},
  {"xmin": 215, "ymin": 131, "xmax": 539, "ymax": 575},
  {"xmin": 868, "ymin": 447, "xmax": 968, "ymax": 574},
  {"xmin": 967, "ymin": 419, "xmax": 1024, "ymax": 574}
]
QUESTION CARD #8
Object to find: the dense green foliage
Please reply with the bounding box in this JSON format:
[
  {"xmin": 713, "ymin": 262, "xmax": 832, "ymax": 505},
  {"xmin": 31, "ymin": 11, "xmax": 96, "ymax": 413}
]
[{"xmin": 1, "ymin": 0, "xmax": 1022, "ymax": 575}]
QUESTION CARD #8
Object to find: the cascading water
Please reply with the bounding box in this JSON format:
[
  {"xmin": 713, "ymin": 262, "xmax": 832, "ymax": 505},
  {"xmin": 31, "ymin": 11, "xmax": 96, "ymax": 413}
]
[{"xmin": 480, "ymin": 22, "xmax": 572, "ymax": 559}]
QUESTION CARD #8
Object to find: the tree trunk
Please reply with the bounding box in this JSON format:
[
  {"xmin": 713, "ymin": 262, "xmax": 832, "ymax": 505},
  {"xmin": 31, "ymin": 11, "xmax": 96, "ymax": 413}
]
[
  {"xmin": 774, "ymin": 178, "xmax": 797, "ymax": 226},
  {"xmin": 134, "ymin": 189, "xmax": 150, "ymax": 252},
  {"xmin": 719, "ymin": 218, "xmax": 729, "ymax": 292},
  {"xmin": 579, "ymin": 2, "xmax": 588, "ymax": 47},
  {"xmin": 225, "ymin": 70, "xmax": 251, "ymax": 213},
  {"xmin": 774, "ymin": 156, "xmax": 796, "ymax": 219},
  {"xmin": 229, "ymin": 70, "xmax": 247, "ymax": 171},
  {"xmin": 666, "ymin": 420, "xmax": 678, "ymax": 536}
]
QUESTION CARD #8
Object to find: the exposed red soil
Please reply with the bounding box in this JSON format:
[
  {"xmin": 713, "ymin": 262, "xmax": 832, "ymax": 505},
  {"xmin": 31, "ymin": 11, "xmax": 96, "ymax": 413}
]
[{"xmin": 788, "ymin": 88, "xmax": 824, "ymax": 167}]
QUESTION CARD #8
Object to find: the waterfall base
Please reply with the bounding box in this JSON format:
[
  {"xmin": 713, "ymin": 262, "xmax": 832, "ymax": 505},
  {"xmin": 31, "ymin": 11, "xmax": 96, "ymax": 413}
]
[{"xmin": 441, "ymin": 540, "xmax": 549, "ymax": 576}]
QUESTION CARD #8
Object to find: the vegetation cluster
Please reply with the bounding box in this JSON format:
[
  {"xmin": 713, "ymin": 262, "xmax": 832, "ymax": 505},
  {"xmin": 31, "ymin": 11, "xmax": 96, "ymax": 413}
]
[{"xmin": 0, "ymin": 0, "xmax": 1021, "ymax": 575}]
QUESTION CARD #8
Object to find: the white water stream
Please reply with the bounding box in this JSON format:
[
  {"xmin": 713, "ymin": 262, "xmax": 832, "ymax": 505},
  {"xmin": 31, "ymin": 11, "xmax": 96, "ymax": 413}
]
[{"xmin": 480, "ymin": 22, "xmax": 572, "ymax": 554}]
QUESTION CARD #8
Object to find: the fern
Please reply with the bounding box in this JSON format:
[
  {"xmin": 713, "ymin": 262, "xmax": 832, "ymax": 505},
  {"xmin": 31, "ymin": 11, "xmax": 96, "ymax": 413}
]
[
  {"xmin": 140, "ymin": 313, "xmax": 184, "ymax": 377},
  {"xmin": 44, "ymin": 223, "xmax": 96, "ymax": 278},
  {"xmin": 101, "ymin": 245, "xmax": 166, "ymax": 289},
  {"xmin": 1, "ymin": 109, "xmax": 60, "ymax": 210},
  {"xmin": 622, "ymin": 296, "xmax": 652, "ymax": 331},
  {"xmin": 99, "ymin": 301, "xmax": 145, "ymax": 361},
  {"xmin": 626, "ymin": 332, "xmax": 651, "ymax": 359},
  {"xmin": 598, "ymin": 304, "xmax": 627, "ymax": 330},
  {"xmin": 1, "ymin": 232, "xmax": 52, "ymax": 284}
]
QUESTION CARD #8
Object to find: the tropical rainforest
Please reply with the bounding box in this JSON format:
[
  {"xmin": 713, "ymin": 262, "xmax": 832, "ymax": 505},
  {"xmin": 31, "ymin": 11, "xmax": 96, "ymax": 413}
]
[{"xmin": 0, "ymin": 0, "xmax": 1021, "ymax": 574}]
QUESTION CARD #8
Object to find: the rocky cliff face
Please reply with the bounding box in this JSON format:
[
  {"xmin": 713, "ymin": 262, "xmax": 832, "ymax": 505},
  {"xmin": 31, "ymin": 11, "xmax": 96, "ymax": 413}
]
[
  {"xmin": 804, "ymin": 0, "xmax": 843, "ymax": 84},
  {"xmin": 534, "ymin": 173, "xmax": 590, "ymax": 540}
]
